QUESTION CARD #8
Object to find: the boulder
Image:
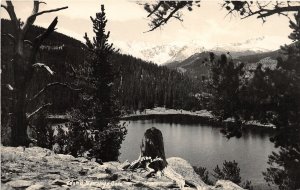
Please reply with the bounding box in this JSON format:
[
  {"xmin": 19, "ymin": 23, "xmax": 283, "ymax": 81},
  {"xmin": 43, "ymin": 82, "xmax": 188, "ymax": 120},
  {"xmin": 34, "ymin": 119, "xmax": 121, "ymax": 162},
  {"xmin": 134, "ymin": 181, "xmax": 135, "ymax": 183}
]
[
  {"xmin": 213, "ymin": 180, "xmax": 244, "ymax": 190},
  {"xmin": 167, "ymin": 157, "xmax": 206, "ymax": 187},
  {"xmin": 6, "ymin": 180, "xmax": 33, "ymax": 188},
  {"xmin": 51, "ymin": 179, "xmax": 67, "ymax": 186},
  {"xmin": 1, "ymin": 183, "xmax": 14, "ymax": 190},
  {"xmin": 167, "ymin": 157, "xmax": 244, "ymax": 190},
  {"xmin": 26, "ymin": 184, "xmax": 46, "ymax": 190},
  {"xmin": 119, "ymin": 160, "xmax": 131, "ymax": 170},
  {"xmin": 165, "ymin": 157, "xmax": 213, "ymax": 190}
]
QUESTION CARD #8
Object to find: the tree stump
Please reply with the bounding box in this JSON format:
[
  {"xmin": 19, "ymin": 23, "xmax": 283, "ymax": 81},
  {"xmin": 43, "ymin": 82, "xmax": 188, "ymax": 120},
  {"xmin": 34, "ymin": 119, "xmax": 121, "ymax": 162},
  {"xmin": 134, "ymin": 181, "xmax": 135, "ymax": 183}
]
[{"xmin": 140, "ymin": 127, "xmax": 168, "ymax": 171}]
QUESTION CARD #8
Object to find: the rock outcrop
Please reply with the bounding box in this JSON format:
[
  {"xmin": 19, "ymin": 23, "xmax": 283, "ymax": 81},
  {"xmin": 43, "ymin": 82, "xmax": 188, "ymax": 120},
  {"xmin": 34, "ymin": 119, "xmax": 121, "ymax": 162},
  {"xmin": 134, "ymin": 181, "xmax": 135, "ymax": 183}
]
[
  {"xmin": 167, "ymin": 157, "xmax": 207, "ymax": 189},
  {"xmin": 1, "ymin": 146, "xmax": 244, "ymax": 190},
  {"xmin": 214, "ymin": 180, "xmax": 245, "ymax": 190}
]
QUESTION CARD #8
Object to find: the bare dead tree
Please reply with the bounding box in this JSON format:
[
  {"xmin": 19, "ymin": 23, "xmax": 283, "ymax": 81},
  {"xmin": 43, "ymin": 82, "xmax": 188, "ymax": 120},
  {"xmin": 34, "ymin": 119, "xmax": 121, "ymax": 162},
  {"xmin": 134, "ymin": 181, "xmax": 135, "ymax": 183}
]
[{"xmin": 1, "ymin": 0, "xmax": 69, "ymax": 146}]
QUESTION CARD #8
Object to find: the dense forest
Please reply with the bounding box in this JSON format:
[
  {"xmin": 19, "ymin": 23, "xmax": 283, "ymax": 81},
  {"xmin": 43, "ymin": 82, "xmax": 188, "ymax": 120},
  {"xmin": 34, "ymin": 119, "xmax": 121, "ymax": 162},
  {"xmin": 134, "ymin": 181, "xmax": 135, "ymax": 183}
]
[
  {"xmin": 1, "ymin": 19, "xmax": 202, "ymax": 116},
  {"xmin": 112, "ymin": 54, "xmax": 202, "ymax": 112}
]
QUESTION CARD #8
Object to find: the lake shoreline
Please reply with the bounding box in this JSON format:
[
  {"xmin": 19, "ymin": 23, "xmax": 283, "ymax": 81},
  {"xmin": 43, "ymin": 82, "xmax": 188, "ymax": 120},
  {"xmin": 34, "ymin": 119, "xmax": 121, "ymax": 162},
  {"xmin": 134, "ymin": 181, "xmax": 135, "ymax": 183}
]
[
  {"xmin": 121, "ymin": 107, "xmax": 276, "ymax": 130},
  {"xmin": 120, "ymin": 117, "xmax": 276, "ymax": 189}
]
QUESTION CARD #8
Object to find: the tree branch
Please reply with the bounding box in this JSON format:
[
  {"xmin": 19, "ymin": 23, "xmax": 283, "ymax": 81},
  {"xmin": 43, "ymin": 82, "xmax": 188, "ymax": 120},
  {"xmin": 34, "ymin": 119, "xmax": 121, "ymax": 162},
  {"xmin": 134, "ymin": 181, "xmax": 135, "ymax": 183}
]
[
  {"xmin": 21, "ymin": 0, "xmax": 67, "ymax": 38},
  {"xmin": 146, "ymin": 7, "xmax": 182, "ymax": 32},
  {"xmin": 173, "ymin": 14, "xmax": 184, "ymax": 22},
  {"xmin": 84, "ymin": 32, "xmax": 94, "ymax": 50},
  {"xmin": 32, "ymin": 63, "xmax": 54, "ymax": 75},
  {"xmin": 257, "ymin": 6, "xmax": 300, "ymax": 18},
  {"xmin": 147, "ymin": 1, "xmax": 163, "ymax": 17},
  {"xmin": 239, "ymin": 4, "xmax": 300, "ymax": 20},
  {"xmin": 27, "ymin": 16, "xmax": 58, "ymax": 68},
  {"xmin": 39, "ymin": 1, "xmax": 47, "ymax": 5},
  {"xmin": 23, "ymin": 16, "xmax": 60, "ymax": 87},
  {"xmin": 28, "ymin": 82, "xmax": 81, "ymax": 102},
  {"xmin": 1, "ymin": 4, "xmax": 7, "ymax": 11},
  {"xmin": 2, "ymin": 33, "xmax": 16, "ymax": 43},
  {"xmin": 30, "ymin": 6, "xmax": 68, "ymax": 19},
  {"xmin": 34, "ymin": 17, "xmax": 58, "ymax": 48},
  {"xmin": 2, "ymin": 84, "xmax": 14, "ymax": 91},
  {"xmin": 3, "ymin": 1, "xmax": 19, "ymax": 31},
  {"xmin": 24, "ymin": 40, "xmax": 33, "ymax": 47},
  {"xmin": 27, "ymin": 103, "xmax": 52, "ymax": 120},
  {"xmin": 21, "ymin": 1, "xmax": 40, "ymax": 37}
]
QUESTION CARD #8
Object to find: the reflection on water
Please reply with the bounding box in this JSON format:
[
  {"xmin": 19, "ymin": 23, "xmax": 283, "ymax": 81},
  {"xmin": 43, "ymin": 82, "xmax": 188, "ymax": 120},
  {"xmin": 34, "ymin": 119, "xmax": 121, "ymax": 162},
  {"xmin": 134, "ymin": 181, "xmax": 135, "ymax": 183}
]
[{"xmin": 120, "ymin": 116, "xmax": 277, "ymax": 187}]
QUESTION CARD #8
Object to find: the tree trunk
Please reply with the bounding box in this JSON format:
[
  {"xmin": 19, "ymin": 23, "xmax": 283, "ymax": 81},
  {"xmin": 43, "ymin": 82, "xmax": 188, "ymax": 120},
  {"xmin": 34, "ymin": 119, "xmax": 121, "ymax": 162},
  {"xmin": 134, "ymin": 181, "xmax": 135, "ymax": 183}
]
[
  {"xmin": 140, "ymin": 127, "xmax": 168, "ymax": 171},
  {"xmin": 11, "ymin": 105, "xmax": 29, "ymax": 146},
  {"xmin": 11, "ymin": 55, "xmax": 30, "ymax": 146}
]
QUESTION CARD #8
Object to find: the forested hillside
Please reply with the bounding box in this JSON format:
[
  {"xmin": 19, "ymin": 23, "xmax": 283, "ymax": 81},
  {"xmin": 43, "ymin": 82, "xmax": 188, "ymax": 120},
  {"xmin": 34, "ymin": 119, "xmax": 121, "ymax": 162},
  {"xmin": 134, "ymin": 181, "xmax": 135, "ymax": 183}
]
[
  {"xmin": 1, "ymin": 19, "xmax": 85, "ymax": 114},
  {"xmin": 112, "ymin": 54, "xmax": 202, "ymax": 111},
  {"xmin": 166, "ymin": 52, "xmax": 212, "ymax": 80},
  {"xmin": 236, "ymin": 50, "xmax": 281, "ymax": 63},
  {"xmin": 1, "ymin": 19, "xmax": 202, "ymax": 116}
]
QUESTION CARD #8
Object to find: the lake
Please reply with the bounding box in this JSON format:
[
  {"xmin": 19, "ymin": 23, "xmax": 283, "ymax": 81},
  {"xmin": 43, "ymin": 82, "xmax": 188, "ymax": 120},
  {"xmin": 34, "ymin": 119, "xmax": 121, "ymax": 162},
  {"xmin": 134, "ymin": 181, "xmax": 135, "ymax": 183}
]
[{"xmin": 120, "ymin": 115, "xmax": 277, "ymax": 188}]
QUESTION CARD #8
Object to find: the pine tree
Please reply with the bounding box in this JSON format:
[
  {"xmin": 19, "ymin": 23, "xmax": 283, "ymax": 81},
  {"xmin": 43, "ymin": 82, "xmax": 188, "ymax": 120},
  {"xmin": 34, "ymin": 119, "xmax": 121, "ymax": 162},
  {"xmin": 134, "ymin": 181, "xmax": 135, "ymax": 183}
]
[
  {"xmin": 263, "ymin": 12, "xmax": 300, "ymax": 190},
  {"xmin": 209, "ymin": 53, "xmax": 244, "ymax": 138},
  {"xmin": 193, "ymin": 166, "xmax": 214, "ymax": 185},
  {"xmin": 84, "ymin": 5, "xmax": 127, "ymax": 161},
  {"xmin": 212, "ymin": 160, "xmax": 242, "ymax": 184}
]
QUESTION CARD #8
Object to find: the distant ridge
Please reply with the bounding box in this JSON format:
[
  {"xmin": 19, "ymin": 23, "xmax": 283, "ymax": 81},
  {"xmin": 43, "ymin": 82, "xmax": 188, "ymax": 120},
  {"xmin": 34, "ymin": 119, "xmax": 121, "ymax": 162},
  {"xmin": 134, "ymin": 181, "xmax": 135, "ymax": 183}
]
[
  {"xmin": 164, "ymin": 48, "xmax": 282, "ymax": 79},
  {"xmin": 1, "ymin": 19, "xmax": 85, "ymax": 48}
]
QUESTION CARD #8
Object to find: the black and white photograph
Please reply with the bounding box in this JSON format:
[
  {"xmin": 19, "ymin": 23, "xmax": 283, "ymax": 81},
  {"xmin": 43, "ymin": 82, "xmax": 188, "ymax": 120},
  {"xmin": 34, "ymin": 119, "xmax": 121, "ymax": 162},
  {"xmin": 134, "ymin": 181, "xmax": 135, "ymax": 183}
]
[{"xmin": 1, "ymin": 0, "xmax": 300, "ymax": 189}]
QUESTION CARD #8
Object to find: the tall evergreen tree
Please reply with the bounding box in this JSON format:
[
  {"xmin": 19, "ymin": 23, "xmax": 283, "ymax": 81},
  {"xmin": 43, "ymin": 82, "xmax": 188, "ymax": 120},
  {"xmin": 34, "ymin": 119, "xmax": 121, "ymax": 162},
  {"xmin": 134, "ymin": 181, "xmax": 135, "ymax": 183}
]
[
  {"xmin": 209, "ymin": 53, "xmax": 245, "ymax": 138},
  {"xmin": 84, "ymin": 5, "xmax": 127, "ymax": 161},
  {"xmin": 262, "ymin": 12, "xmax": 300, "ymax": 190}
]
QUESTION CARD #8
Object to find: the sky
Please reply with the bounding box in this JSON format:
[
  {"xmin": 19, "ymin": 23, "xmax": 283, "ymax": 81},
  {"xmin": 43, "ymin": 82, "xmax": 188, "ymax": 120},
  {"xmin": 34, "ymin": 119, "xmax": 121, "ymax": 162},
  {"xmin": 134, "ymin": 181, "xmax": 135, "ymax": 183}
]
[{"xmin": 1, "ymin": 0, "xmax": 295, "ymax": 60}]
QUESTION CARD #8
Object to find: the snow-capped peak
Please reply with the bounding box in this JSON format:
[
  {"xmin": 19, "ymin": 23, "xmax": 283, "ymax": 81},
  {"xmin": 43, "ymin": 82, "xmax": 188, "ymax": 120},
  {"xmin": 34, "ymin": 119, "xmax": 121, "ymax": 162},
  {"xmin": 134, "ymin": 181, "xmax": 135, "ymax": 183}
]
[{"xmin": 112, "ymin": 37, "xmax": 272, "ymax": 65}]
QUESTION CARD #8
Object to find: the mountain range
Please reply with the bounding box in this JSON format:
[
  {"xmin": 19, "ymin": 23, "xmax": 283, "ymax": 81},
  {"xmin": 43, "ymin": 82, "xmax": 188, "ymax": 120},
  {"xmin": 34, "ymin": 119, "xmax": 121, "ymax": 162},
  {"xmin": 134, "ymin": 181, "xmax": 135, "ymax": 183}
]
[
  {"xmin": 164, "ymin": 48, "xmax": 280, "ymax": 79},
  {"xmin": 115, "ymin": 36, "xmax": 274, "ymax": 65}
]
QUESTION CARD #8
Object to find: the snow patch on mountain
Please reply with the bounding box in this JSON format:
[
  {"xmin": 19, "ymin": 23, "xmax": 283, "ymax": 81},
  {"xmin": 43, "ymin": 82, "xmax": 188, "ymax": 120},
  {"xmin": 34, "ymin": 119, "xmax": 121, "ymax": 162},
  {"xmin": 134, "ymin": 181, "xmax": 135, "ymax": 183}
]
[
  {"xmin": 114, "ymin": 41, "xmax": 182, "ymax": 64},
  {"xmin": 113, "ymin": 36, "xmax": 273, "ymax": 65},
  {"xmin": 169, "ymin": 48, "xmax": 206, "ymax": 63}
]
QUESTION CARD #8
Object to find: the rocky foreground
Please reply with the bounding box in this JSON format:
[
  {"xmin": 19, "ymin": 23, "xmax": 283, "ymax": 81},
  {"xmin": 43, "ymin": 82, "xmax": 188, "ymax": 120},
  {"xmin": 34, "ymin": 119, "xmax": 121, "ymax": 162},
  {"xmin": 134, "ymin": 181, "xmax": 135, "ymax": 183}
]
[{"xmin": 1, "ymin": 146, "xmax": 243, "ymax": 190}]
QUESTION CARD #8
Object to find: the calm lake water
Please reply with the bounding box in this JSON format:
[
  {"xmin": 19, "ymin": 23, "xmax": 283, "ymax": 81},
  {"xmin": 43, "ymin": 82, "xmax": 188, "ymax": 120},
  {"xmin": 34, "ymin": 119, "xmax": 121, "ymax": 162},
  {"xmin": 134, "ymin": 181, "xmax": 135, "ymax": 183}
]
[{"xmin": 120, "ymin": 116, "xmax": 277, "ymax": 188}]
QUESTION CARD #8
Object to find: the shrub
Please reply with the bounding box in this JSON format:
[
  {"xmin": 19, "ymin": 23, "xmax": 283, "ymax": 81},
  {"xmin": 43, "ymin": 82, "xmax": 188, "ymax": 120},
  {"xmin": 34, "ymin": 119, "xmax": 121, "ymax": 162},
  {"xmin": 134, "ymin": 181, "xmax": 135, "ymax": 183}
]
[
  {"xmin": 194, "ymin": 160, "xmax": 253, "ymax": 189},
  {"xmin": 193, "ymin": 166, "xmax": 214, "ymax": 185},
  {"xmin": 212, "ymin": 160, "xmax": 242, "ymax": 184}
]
